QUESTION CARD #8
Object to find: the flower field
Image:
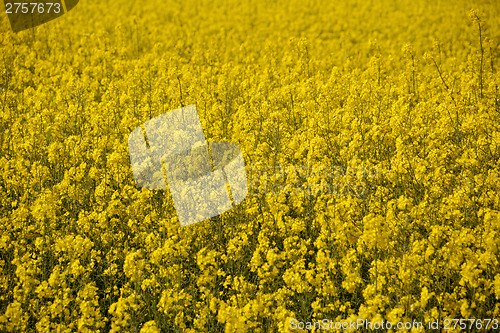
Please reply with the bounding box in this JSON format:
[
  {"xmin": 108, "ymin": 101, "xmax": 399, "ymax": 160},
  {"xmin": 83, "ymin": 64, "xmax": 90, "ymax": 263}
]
[{"xmin": 1, "ymin": 0, "xmax": 500, "ymax": 331}]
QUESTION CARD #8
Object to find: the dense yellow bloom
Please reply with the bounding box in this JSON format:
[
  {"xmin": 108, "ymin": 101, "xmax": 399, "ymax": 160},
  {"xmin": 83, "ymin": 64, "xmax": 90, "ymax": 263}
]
[{"xmin": 1, "ymin": 0, "xmax": 500, "ymax": 331}]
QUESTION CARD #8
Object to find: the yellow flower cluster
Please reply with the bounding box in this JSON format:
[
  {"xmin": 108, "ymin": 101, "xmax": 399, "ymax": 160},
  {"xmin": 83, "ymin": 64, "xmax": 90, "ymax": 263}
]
[{"xmin": 1, "ymin": 0, "xmax": 500, "ymax": 331}]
